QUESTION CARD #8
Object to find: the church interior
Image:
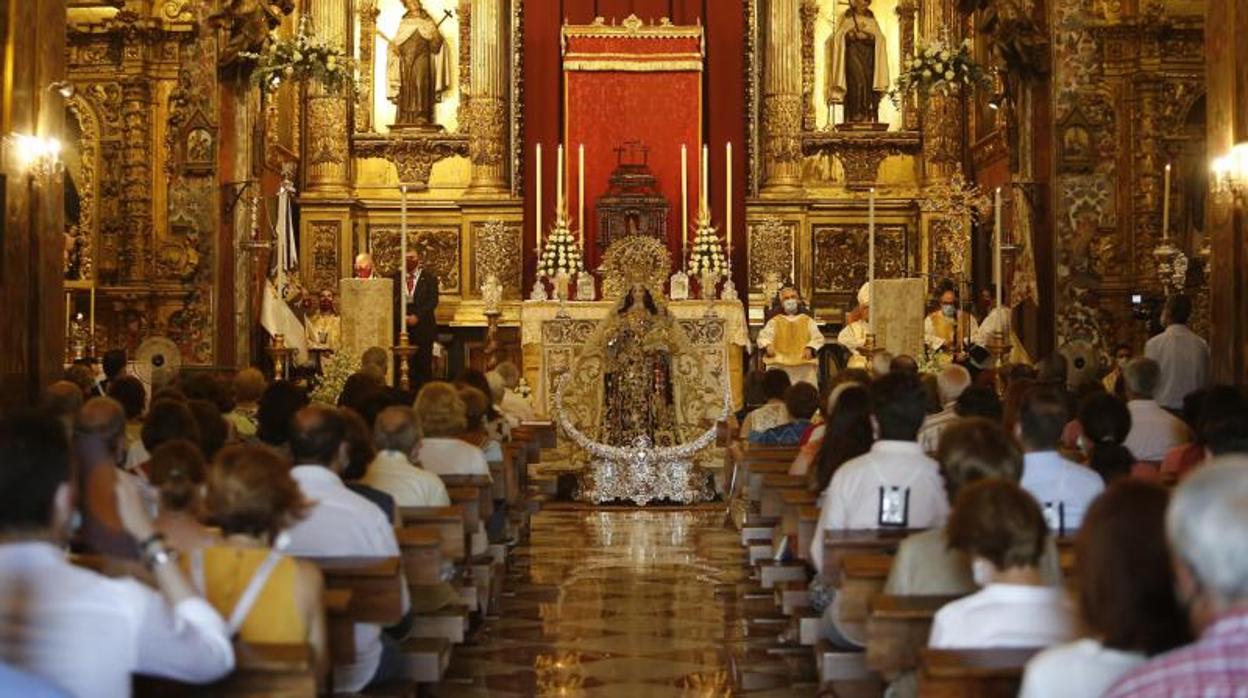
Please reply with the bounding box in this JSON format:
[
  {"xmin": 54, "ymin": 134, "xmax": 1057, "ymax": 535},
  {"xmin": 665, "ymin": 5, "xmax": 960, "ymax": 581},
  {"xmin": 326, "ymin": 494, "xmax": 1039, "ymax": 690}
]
[{"xmin": 1, "ymin": 0, "xmax": 1248, "ymax": 695}]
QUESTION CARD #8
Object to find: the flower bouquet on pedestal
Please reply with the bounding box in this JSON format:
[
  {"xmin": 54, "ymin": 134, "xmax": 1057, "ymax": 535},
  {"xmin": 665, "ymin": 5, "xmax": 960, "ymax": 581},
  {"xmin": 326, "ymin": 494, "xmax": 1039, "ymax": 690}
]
[
  {"xmin": 889, "ymin": 38, "xmax": 990, "ymax": 106},
  {"xmin": 243, "ymin": 16, "xmax": 355, "ymax": 95},
  {"xmin": 687, "ymin": 201, "xmax": 726, "ymax": 300},
  {"xmin": 536, "ymin": 204, "xmax": 583, "ymax": 299}
]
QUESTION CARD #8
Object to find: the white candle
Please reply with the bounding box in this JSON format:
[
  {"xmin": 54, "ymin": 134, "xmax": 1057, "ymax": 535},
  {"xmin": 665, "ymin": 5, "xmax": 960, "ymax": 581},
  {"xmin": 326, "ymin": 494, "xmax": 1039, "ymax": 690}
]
[
  {"xmin": 701, "ymin": 143, "xmax": 709, "ymax": 206},
  {"xmin": 1162, "ymin": 163, "xmax": 1171, "ymax": 240},
  {"xmin": 681, "ymin": 144, "xmax": 688, "ymax": 269},
  {"xmin": 556, "ymin": 143, "xmax": 564, "ymax": 216},
  {"xmin": 535, "ymin": 143, "xmax": 543, "ymax": 251},
  {"xmin": 726, "ymin": 141, "xmax": 733, "ymax": 263},
  {"xmin": 89, "ymin": 286, "xmax": 95, "ymax": 343},
  {"xmin": 868, "ymin": 188, "xmax": 875, "ymax": 335},
  {"xmin": 400, "ymin": 184, "xmax": 409, "ymax": 330},
  {"xmin": 994, "ymin": 187, "xmax": 1003, "ymax": 310},
  {"xmin": 578, "ymin": 144, "xmax": 585, "ymax": 249}
]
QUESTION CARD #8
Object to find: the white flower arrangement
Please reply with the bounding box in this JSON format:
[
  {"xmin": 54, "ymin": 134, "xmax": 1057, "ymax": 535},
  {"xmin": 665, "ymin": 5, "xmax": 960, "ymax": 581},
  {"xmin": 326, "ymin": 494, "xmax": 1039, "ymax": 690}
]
[
  {"xmin": 890, "ymin": 38, "xmax": 990, "ymax": 106},
  {"xmin": 536, "ymin": 220, "xmax": 583, "ymax": 280},
  {"xmin": 687, "ymin": 209, "xmax": 727, "ymax": 278},
  {"xmin": 243, "ymin": 16, "xmax": 355, "ymax": 94}
]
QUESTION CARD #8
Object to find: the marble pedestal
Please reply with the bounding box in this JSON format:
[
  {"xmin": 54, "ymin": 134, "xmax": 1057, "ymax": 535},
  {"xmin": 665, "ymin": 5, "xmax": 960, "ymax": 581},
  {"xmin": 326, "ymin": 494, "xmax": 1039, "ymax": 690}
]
[{"xmin": 340, "ymin": 278, "xmax": 394, "ymax": 380}]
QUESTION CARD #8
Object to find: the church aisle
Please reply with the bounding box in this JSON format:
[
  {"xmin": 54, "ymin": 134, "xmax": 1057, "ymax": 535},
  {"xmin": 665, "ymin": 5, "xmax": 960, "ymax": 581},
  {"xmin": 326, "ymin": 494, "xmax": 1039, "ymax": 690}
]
[{"xmin": 434, "ymin": 508, "xmax": 808, "ymax": 697}]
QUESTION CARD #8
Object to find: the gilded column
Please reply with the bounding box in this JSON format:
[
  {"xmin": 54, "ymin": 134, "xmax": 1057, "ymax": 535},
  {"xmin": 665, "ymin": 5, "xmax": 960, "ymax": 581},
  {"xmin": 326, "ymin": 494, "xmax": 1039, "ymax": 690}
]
[
  {"xmin": 467, "ymin": 0, "xmax": 507, "ymax": 192},
  {"xmin": 896, "ymin": 0, "xmax": 918, "ymax": 131},
  {"xmin": 919, "ymin": 0, "xmax": 961, "ymax": 181},
  {"xmin": 305, "ymin": 1, "xmax": 352, "ymax": 195},
  {"xmin": 120, "ymin": 77, "xmax": 152, "ymax": 282},
  {"xmin": 762, "ymin": 0, "xmax": 802, "ymax": 191}
]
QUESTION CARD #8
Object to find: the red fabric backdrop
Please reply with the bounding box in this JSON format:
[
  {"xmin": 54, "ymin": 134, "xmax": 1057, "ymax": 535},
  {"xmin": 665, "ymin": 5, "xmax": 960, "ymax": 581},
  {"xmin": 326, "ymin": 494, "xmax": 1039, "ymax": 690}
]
[
  {"xmin": 522, "ymin": 1, "xmax": 745, "ymax": 289},
  {"xmin": 564, "ymin": 33, "xmax": 702, "ymax": 268}
]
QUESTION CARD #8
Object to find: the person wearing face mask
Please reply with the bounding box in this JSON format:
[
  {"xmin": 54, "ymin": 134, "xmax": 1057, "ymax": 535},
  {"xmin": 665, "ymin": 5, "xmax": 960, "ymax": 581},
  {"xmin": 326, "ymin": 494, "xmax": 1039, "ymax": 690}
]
[
  {"xmin": 757, "ymin": 285, "xmax": 825, "ymax": 387},
  {"xmin": 928, "ymin": 479, "xmax": 1077, "ymax": 650},
  {"xmin": 923, "ymin": 281, "xmax": 979, "ymax": 364},
  {"xmin": 1102, "ymin": 343, "xmax": 1133, "ymax": 398}
]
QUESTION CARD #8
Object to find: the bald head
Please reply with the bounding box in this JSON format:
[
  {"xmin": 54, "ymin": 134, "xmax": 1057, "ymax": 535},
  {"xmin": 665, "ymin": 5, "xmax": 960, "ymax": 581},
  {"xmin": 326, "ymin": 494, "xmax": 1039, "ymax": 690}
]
[
  {"xmin": 41, "ymin": 381, "xmax": 85, "ymax": 419},
  {"xmin": 76, "ymin": 397, "xmax": 127, "ymax": 462},
  {"xmin": 374, "ymin": 405, "xmax": 421, "ymax": 454}
]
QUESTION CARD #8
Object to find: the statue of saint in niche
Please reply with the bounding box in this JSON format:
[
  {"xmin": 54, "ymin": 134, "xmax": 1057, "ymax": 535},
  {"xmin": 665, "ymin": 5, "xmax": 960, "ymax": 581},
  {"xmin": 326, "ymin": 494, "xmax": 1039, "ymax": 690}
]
[
  {"xmin": 383, "ymin": 0, "xmax": 452, "ymax": 129},
  {"xmin": 826, "ymin": 0, "xmax": 890, "ymax": 127}
]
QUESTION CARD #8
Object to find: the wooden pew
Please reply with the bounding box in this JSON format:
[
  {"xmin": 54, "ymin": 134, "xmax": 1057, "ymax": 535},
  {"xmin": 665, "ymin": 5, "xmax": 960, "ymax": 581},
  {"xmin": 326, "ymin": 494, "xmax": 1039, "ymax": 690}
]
[
  {"xmin": 303, "ymin": 556, "xmax": 404, "ymax": 626},
  {"xmin": 745, "ymin": 461, "xmax": 799, "ymax": 503},
  {"xmin": 324, "ymin": 588, "xmax": 355, "ymax": 666},
  {"xmin": 400, "ymin": 506, "xmax": 467, "ymax": 562},
  {"xmin": 918, "ymin": 647, "xmax": 1040, "ymax": 698},
  {"xmin": 820, "ymin": 528, "xmax": 917, "ymax": 586},
  {"xmin": 134, "ymin": 641, "xmax": 318, "ymax": 698},
  {"xmin": 865, "ymin": 594, "xmax": 961, "ymax": 677},
  {"xmin": 760, "ymin": 473, "xmax": 810, "ymax": 518},
  {"xmin": 837, "ymin": 553, "xmax": 893, "ymax": 635},
  {"xmin": 395, "ymin": 526, "xmax": 443, "ymax": 587}
]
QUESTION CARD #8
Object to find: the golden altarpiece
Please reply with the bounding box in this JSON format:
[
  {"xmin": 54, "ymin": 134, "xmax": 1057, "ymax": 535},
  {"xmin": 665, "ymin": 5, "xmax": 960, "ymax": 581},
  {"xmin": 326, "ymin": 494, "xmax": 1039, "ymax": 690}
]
[{"xmin": 54, "ymin": 0, "xmax": 1210, "ymax": 374}]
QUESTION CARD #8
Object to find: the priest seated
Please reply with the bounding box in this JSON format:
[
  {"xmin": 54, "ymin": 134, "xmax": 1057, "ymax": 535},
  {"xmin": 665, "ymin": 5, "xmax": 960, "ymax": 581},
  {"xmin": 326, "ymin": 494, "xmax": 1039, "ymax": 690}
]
[
  {"xmin": 837, "ymin": 282, "xmax": 871, "ymax": 369},
  {"xmin": 924, "ymin": 281, "xmax": 978, "ymax": 363},
  {"xmin": 758, "ymin": 286, "xmax": 824, "ymax": 387}
]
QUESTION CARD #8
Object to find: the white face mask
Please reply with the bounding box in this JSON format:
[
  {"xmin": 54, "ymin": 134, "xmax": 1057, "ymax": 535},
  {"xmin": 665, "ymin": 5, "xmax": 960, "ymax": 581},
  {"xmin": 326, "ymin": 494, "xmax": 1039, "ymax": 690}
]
[
  {"xmin": 971, "ymin": 558, "xmax": 995, "ymax": 587},
  {"xmin": 782, "ymin": 299, "xmax": 799, "ymax": 314}
]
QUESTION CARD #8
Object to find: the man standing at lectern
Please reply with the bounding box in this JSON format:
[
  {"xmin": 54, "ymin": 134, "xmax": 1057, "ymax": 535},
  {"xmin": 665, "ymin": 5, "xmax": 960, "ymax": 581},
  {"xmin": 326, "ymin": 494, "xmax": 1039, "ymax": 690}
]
[{"xmin": 396, "ymin": 250, "xmax": 439, "ymax": 386}]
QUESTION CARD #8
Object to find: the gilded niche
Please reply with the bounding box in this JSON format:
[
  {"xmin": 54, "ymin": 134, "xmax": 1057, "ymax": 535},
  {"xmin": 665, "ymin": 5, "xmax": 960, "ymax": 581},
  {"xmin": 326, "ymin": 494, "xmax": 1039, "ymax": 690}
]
[
  {"xmin": 367, "ymin": 225, "xmax": 461, "ymax": 293},
  {"xmin": 811, "ymin": 223, "xmax": 910, "ymax": 294},
  {"xmin": 747, "ymin": 217, "xmax": 796, "ymax": 290},
  {"xmin": 472, "ymin": 220, "xmax": 522, "ymax": 298}
]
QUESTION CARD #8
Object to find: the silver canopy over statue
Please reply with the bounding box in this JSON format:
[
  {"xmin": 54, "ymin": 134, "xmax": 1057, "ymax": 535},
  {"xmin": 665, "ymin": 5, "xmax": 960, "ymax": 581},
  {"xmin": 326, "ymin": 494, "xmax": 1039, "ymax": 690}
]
[
  {"xmin": 826, "ymin": 0, "xmax": 890, "ymax": 126},
  {"xmin": 553, "ymin": 240, "xmax": 727, "ymax": 505},
  {"xmin": 384, "ymin": 0, "xmax": 451, "ymax": 128}
]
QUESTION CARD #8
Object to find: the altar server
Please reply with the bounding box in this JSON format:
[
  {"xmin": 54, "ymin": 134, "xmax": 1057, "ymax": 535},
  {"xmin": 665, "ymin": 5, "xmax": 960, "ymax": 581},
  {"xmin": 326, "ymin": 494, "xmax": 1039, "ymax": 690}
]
[
  {"xmin": 838, "ymin": 282, "xmax": 872, "ymax": 369},
  {"xmin": 758, "ymin": 287, "xmax": 825, "ymax": 387}
]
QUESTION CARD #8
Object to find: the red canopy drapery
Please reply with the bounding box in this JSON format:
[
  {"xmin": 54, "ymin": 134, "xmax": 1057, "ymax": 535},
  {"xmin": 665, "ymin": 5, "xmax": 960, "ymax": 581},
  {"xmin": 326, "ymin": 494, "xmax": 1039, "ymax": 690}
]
[{"xmin": 562, "ymin": 18, "xmax": 703, "ymax": 271}]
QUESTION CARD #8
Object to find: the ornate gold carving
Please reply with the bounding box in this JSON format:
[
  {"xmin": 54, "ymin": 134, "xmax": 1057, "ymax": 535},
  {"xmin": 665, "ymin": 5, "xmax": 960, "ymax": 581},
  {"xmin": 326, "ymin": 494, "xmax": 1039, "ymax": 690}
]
[
  {"xmin": 464, "ymin": 97, "xmax": 507, "ymax": 166},
  {"xmin": 747, "ymin": 217, "xmax": 795, "ymax": 290},
  {"xmin": 308, "ymin": 221, "xmax": 341, "ymax": 297},
  {"xmin": 745, "ymin": 0, "xmax": 759, "ymax": 196},
  {"xmin": 812, "ymin": 224, "xmax": 909, "ymax": 292},
  {"xmin": 307, "ymin": 97, "xmax": 348, "ymax": 165},
  {"xmin": 511, "ymin": 0, "xmax": 525, "ymax": 193},
  {"xmin": 922, "ymin": 93, "xmax": 963, "ymax": 170},
  {"xmin": 353, "ymin": 133, "xmax": 470, "ymax": 190},
  {"xmin": 65, "ymin": 93, "xmax": 101, "ymax": 282},
  {"xmin": 895, "ymin": 0, "xmax": 918, "ymax": 130},
  {"xmin": 458, "ymin": 0, "xmax": 472, "ymax": 115},
  {"xmin": 368, "ymin": 225, "xmax": 462, "ymax": 293},
  {"xmin": 356, "ymin": 0, "xmax": 379, "ymax": 133},
  {"xmin": 763, "ymin": 94, "xmax": 803, "ymax": 164},
  {"xmin": 120, "ymin": 78, "xmax": 153, "ymax": 282},
  {"xmin": 803, "ymin": 129, "xmax": 922, "ymax": 188},
  {"xmin": 800, "ymin": 0, "xmax": 818, "ymax": 132},
  {"xmin": 598, "ymin": 236, "xmax": 673, "ymax": 300},
  {"xmin": 561, "ymin": 15, "xmax": 705, "ymax": 42},
  {"xmin": 473, "ymin": 220, "xmax": 522, "ymax": 298}
]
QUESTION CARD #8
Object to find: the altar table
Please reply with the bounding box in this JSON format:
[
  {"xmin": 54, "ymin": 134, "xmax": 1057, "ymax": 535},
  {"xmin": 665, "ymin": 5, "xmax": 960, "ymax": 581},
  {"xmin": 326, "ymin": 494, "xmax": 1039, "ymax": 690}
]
[{"xmin": 520, "ymin": 300, "xmax": 750, "ymax": 419}]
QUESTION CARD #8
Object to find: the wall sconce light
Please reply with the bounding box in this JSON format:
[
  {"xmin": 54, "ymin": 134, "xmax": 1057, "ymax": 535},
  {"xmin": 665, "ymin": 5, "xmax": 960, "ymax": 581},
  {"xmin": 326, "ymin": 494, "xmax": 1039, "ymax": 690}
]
[
  {"xmin": 8, "ymin": 133, "xmax": 64, "ymax": 180},
  {"xmin": 1211, "ymin": 142, "xmax": 1248, "ymax": 207}
]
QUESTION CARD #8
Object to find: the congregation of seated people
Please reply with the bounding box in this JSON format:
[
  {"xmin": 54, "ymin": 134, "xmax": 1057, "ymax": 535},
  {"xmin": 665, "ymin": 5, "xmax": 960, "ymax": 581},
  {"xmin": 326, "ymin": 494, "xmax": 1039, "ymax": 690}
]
[
  {"xmin": 728, "ymin": 293, "xmax": 1248, "ymax": 697},
  {"xmin": 1, "ymin": 354, "xmax": 535, "ymax": 697}
]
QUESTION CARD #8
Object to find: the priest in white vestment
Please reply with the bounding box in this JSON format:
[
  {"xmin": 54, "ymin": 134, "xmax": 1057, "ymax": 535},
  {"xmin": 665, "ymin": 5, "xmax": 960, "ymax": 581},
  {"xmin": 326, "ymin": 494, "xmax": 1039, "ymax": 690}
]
[
  {"xmin": 924, "ymin": 284, "xmax": 979, "ymax": 361},
  {"xmin": 838, "ymin": 282, "xmax": 872, "ymax": 369},
  {"xmin": 758, "ymin": 287, "xmax": 824, "ymax": 387}
]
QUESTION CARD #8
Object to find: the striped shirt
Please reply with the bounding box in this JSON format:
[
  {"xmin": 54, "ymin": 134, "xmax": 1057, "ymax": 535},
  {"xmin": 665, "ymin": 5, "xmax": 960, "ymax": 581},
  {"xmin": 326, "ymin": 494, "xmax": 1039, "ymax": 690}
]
[{"xmin": 1104, "ymin": 610, "xmax": 1248, "ymax": 698}]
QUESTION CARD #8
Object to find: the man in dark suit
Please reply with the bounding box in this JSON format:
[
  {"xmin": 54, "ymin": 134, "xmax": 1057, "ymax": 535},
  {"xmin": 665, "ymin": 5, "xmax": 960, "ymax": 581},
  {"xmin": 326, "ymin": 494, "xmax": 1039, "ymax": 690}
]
[{"xmin": 395, "ymin": 250, "xmax": 439, "ymax": 386}]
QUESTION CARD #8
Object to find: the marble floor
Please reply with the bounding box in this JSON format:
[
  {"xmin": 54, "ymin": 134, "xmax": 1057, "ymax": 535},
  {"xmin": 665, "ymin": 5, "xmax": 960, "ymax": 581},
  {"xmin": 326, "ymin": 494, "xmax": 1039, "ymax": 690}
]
[{"xmin": 433, "ymin": 507, "xmax": 810, "ymax": 697}]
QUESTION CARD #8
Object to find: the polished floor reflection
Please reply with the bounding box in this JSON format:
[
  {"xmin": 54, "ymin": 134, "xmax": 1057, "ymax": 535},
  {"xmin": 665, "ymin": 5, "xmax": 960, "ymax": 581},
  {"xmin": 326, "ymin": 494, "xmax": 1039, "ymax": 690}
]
[{"xmin": 434, "ymin": 508, "xmax": 807, "ymax": 697}]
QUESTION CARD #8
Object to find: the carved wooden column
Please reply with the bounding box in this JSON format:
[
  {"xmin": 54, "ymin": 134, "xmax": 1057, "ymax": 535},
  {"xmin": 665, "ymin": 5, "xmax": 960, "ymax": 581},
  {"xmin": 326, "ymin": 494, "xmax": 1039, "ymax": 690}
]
[
  {"xmin": 919, "ymin": 0, "xmax": 961, "ymax": 182},
  {"xmin": 120, "ymin": 77, "xmax": 153, "ymax": 281},
  {"xmin": 896, "ymin": 0, "xmax": 919, "ymax": 131},
  {"xmin": 467, "ymin": 0, "xmax": 507, "ymax": 193},
  {"xmin": 1206, "ymin": 0, "xmax": 1248, "ymax": 383},
  {"xmin": 305, "ymin": 0, "xmax": 351, "ymax": 196},
  {"xmin": 762, "ymin": 0, "xmax": 802, "ymax": 191}
]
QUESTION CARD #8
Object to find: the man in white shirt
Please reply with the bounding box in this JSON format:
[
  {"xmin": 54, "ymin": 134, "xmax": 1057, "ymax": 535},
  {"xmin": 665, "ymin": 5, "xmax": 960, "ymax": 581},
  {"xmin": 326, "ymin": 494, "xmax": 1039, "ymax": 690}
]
[
  {"xmin": 282, "ymin": 406, "xmax": 409, "ymax": 693},
  {"xmin": 812, "ymin": 372, "xmax": 950, "ymax": 574},
  {"xmin": 837, "ymin": 282, "xmax": 872, "ymax": 369},
  {"xmin": 0, "ymin": 411, "xmax": 233, "ymax": 698},
  {"xmin": 1122, "ymin": 357, "xmax": 1192, "ymax": 463},
  {"xmin": 1017, "ymin": 387, "xmax": 1104, "ymax": 533},
  {"xmin": 363, "ymin": 405, "xmax": 451, "ymax": 507},
  {"xmin": 757, "ymin": 286, "xmax": 825, "ymax": 387},
  {"xmin": 1144, "ymin": 294, "xmax": 1209, "ymax": 410},
  {"xmin": 918, "ymin": 364, "xmax": 970, "ymax": 455}
]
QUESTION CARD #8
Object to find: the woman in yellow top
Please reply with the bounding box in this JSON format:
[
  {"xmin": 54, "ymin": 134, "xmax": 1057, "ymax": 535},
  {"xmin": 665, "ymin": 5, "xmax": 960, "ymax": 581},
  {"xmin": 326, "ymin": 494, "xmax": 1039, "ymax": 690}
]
[{"xmin": 193, "ymin": 444, "xmax": 327, "ymax": 685}]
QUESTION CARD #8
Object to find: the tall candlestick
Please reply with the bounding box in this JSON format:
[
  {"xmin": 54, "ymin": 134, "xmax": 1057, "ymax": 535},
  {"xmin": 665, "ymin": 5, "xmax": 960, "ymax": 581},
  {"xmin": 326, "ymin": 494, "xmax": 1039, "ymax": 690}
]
[
  {"xmin": 556, "ymin": 143, "xmax": 564, "ymax": 216},
  {"xmin": 681, "ymin": 145, "xmax": 689, "ymax": 269},
  {"xmin": 1162, "ymin": 163, "xmax": 1171, "ymax": 240},
  {"xmin": 400, "ymin": 185, "xmax": 409, "ymax": 331},
  {"xmin": 578, "ymin": 144, "xmax": 585, "ymax": 248},
  {"xmin": 535, "ymin": 143, "xmax": 543, "ymax": 251},
  {"xmin": 868, "ymin": 188, "xmax": 876, "ymax": 335},
  {"xmin": 89, "ymin": 286, "xmax": 95, "ymax": 344},
  {"xmin": 726, "ymin": 141, "xmax": 733, "ymax": 263},
  {"xmin": 993, "ymin": 187, "xmax": 1003, "ymax": 310}
]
